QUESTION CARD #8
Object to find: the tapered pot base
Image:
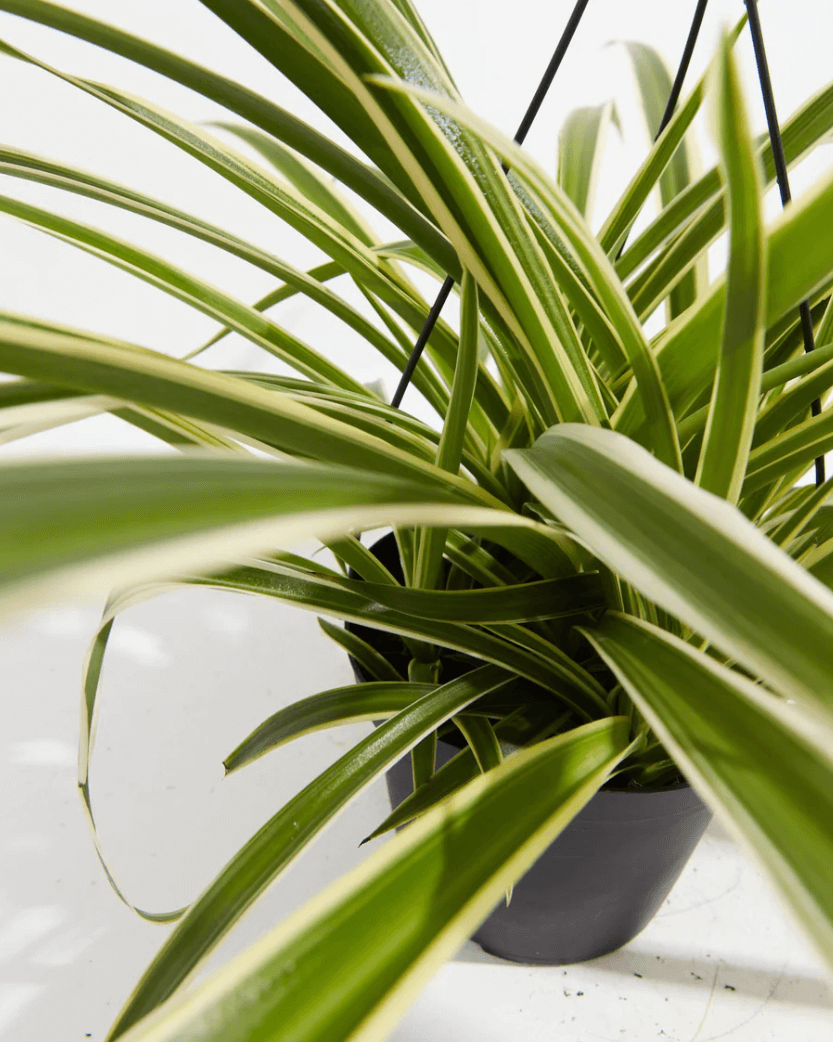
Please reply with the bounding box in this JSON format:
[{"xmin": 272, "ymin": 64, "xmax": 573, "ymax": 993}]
[{"xmin": 383, "ymin": 737, "xmax": 712, "ymax": 965}]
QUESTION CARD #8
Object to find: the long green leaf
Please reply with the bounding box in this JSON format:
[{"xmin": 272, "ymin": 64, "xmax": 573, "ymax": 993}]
[
  {"xmin": 557, "ymin": 102, "xmax": 618, "ymax": 220},
  {"xmin": 414, "ymin": 270, "xmax": 480, "ymax": 590},
  {"xmin": 753, "ymin": 349, "xmax": 833, "ymax": 447},
  {"xmin": 0, "ymin": 189, "xmax": 368, "ymax": 393},
  {"xmin": 622, "ymin": 42, "xmax": 701, "ymax": 317},
  {"xmin": 453, "ymin": 714, "xmax": 502, "ymax": 774},
  {"xmin": 371, "ymin": 76, "xmax": 682, "ymax": 470},
  {"xmin": 584, "ymin": 612, "xmax": 833, "ymax": 968},
  {"xmin": 61, "ymin": 58, "xmax": 503, "ymax": 434},
  {"xmin": 676, "ymin": 340, "xmax": 833, "ymax": 450},
  {"xmin": 113, "ymin": 716, "xmax": 631, "ymax": 1042},
  {"xmin": 744, "ymin": 407, "xmax": 833, "ymax": 491},
  {"xmin": 0, "ymin": 375, "xmax": 79, "ymax": 409},
  {"xmin": 0, "ymin": 318, "xmax": 504, "ymax": 502},
  {"xmin": 105, "ymin": 664, "xmax": 521, "ymax": 1039},
  {"xmin": 362, "ymin": 703, "xmax": 569, "ymax": 841},
  {"xmin": 618, "ymin": 76, "xmax": 833, "ymax": 283},
  {"xmin": 763, "ymin": 341, "xmax": 833, "ymax": 394},
  {"xmin": 351, "ymin": 572, "xmax": 606, "ymax": 623},
  {"xmin": 0, "ymin": 392, "xmax": 120, "ymax": 444},
  {"xmin": 597, "ymin": 28, "xmax": 725, "ymax": 258},
  {"xmin": 199, "ymin": 0, "xmax": 432, "ymax": 209},
  {"xmin": 207, "ymin": 121, "xmax": 377, "ymax": 247},
  {"xmin": 183, "ymin": 563, "xmax": 609, "ymax": 714},
  {"xmin": 522, "ymin": 206, "xmax": 628, "ymax": 374},
  {"xmin": 616, "ymin": 152, "xmax": 833, "ymax": 438},
  {"xmin": 2, "ymin": 448, "xmax": 551, "ymax": 927},
  {"xmin": 224, "ymin": 371, "xmax": 465, "ymax": 475},
  {"xmin": 223, "ymin": 682, "xmax": 436, "ymax": 774},
  {"xmin": 0, "ymin": 36, "xmax": 469, "ymax": 394},
  {"xmin": 767, "ymin": 476, "xmax": 833, "ymax": 548},
  {"xmin": 247, "ymin": 0, "xmax": 609, "ymax": 428},
  {"xmin": 624, "ymin": 100, "xmax": 833, "ymax": 324},
  {"xmin": 316, "ymin": 618, "xmax": 404, "ymax": 682},
  {"xmin": 506, "ymin": 424, "xmax": 833, "ymax": 715},
  {"xmin": 0, "ymin": 355, "xmax": 339, "ymax": 462},
  {"xmin": 0, "ymin": 451, "xmax": 544, "ymax": 621},
  {"xmin": 0, "ymin": 146, "xmax": 411, "ymax": 372},
  {"xmin": 78, "ymin": 555, "xmax": 608, "ymax": 904},
  {"xmin": 0, "ymin": 0, "xmax": 455, "ymax": 270},
  {"xmin": 183, "ymin": 262, "xmax": 341, "ymax": 360},
  {"xmin": 695, "ymin": 37, "xmax": 766, "ymax": 503}
]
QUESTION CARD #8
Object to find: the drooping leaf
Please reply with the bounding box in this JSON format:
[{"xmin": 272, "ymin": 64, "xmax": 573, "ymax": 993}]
[
  {"xmin": 0, "ymin": 448, "xmax": 555, "ymax": 622},
  {"xmin": 182, "ymin": 564, "xmax": 609, "ymax": 716},
  {"xmin": 110, "ymin": 717, "xmax": 632, "ymax": 1042},
  {"xmin": 557, "ymin": 102, "xmax": 619, "ymax": 220},
  {"xmin": 207, "ymin": 121, "xmax": 377, "ymax": 246},
  {"xmin": 105, "ymin": 664, "xmax": 524, "ymax": 1039},
  {"xmin": 506, "ymin": 425, "xmax": 833, "ymax": 715},
  {"xmin": 0, "ymin": 318, "xmax": 503, "ymax": 501},
  {"xmin": 0, "ymin": 146, "xmax": 408, "ymax": 371},
  {"xmin": 453, "ymin": 714, "xmax": 502, "ymax": 774},
  {"xmin": 584, "ymin": 612, "xmax": 833, "ymax": 968},
  {"xmin": 0, "ymin": 0, "xmax": 454, "ymax": 268}
]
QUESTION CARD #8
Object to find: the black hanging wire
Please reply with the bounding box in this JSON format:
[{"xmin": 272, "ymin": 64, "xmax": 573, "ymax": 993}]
[
  {"xmin": 614, "ymin": 0, "xmax": 709, "ymax": 259},
  {"xmin": 656, "ymin": 0, "xmax": 709, "ymax": 140},
  {"xmin": 390, "ymin": 0, "xmax": 592, "ymax": 409},
  {"xmin": 391, "ymin": 0, "xmax": 709, "ymax": 410},
  {"xmin": 744, "ymin": 0, "xmax": 825, "ymax": 486}
]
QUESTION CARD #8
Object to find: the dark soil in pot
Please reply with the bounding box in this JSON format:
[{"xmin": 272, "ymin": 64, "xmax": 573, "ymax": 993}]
[{"xmin": 345, "ymin": 532, "xmax": 712, "ymax": 964}]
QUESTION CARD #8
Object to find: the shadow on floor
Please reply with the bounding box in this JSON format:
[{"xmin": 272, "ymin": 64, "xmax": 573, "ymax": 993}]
[{"xmin": 454, "ymin": 940, "xmax": 833, "ymax": 1009}]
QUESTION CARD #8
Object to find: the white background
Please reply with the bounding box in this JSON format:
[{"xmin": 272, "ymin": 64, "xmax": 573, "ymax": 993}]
[{"xmin": 1, "ymin": 2, "xmax": 833, "ymax": 1040}]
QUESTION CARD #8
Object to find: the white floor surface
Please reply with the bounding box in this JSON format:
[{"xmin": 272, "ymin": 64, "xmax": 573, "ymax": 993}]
[{"xmin": 3, "ymin": 585, "xmax": 831, "ymax": 1042}]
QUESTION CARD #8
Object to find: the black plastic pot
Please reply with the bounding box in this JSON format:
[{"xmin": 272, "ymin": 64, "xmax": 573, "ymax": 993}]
[{"xmin": 346, "ymin": 533, "xmax": 712, "ymax": 964}]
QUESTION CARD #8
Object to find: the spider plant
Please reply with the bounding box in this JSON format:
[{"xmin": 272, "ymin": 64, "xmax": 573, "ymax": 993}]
[{"xmin": 3, "ymin": 2, "xmax": 833, "ymax": 1040}]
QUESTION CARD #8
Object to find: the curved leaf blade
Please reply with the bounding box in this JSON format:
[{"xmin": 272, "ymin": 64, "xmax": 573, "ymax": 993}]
[
  {"xmin": 0, "ymin": 318, "xmax": 500, "ymax": 501},
  {"xmin": 506, "ymin": 424, "xmax": 833, "ymax": 714},
  {"xmin": 621, "ymin": 41, "xmax": 701, "ymax": 317},
  {"xmin": 207, "ymin": 121, "xmax": 376, "ymax": 247},
  {"xmin": 0, "ymin": 187, "xmax": 367, "ymax": 392},
  {"xmin": 224, "ymin": 682, "xmax": 435, "ymax": 775},
  {"xmin": 695, "ymin": 37, "xmax": 766, "ymax": 504},
  {"xmin": 188, "ymin": 563, "xmax": 608, "ymax": 715},
  {"xmin": 0, "ymin": 0, "xmax": 453, "ymax": 269},
  {"xmin": 352, "ymin": 572, "xmax": 606, "ymax": 623},
  {"xmin": 584, "ymin": 612, "xmax": 833, "ymax": 967},
  {"xmin": 106, "ymin": 664, "xmax": 521, "ymax": 1039},
  {"xmin": 0, "ymin": 452, "xmax": 533, "ymax": 620},
  {"xmin": 453, "ymin": 714, "xmax": 502, "ymax": 774},
  {"xmin": 557, "ymin": 102, "xmax": 618, "ymax": 220},
  {"xmin": 113, "ymin": 717, "xmax": 631, "ymax": 1042},
  {"xmin": 371, "ymin": 76, "xmax": 683, "ymax": 471},
  {"xmin": 616, "ymin": 151, "xmax": 833, "ymax": 439},
  {"xmin": 364, "ymin": 703, "xmax": 572, "ymax": 842},
  {"xmin": 316, "ymin": 618, "xmax": 404, "ymax": 683},
  {"xmin": 618, "ymin": 73, "xmax": 833, "ymax": 284}
]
